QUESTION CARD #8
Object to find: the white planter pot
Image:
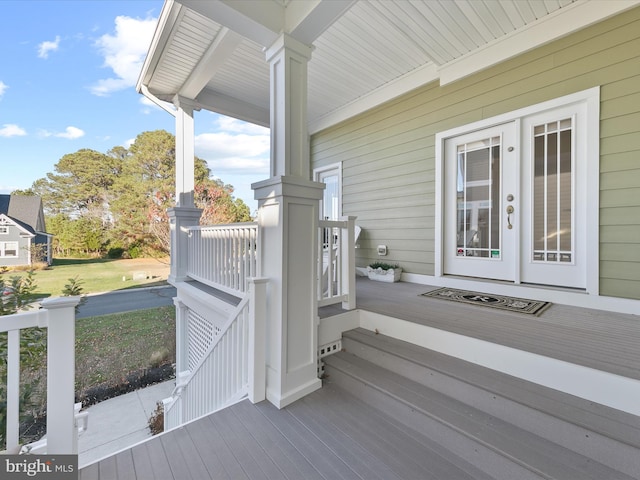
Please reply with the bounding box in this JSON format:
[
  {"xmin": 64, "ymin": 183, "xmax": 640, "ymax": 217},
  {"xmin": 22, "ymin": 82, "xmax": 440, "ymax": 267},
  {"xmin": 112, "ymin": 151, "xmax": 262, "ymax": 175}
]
[{"xmin": 367, "ymin": 266, "xmax": 402, "ymax": 283}]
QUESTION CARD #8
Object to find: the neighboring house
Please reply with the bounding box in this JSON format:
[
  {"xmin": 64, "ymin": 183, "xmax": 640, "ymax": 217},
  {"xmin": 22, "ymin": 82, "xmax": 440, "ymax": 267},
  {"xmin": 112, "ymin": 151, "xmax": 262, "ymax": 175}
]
[{"xmin": 0, "ymin": 194, "xmax": 53, "ymax": 268}]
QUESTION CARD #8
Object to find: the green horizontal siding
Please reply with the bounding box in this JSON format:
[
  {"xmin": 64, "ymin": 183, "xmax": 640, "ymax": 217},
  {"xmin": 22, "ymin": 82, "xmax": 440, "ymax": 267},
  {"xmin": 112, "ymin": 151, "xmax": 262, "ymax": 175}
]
[{"xmin": 311, "ymin": 6, "xmax": 640, "ymax": 300}]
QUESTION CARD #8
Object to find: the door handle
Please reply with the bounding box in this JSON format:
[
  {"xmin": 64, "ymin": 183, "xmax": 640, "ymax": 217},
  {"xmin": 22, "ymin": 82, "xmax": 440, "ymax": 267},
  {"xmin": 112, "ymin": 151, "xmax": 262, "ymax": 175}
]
[{"xmin": 506, "ymin": 205, "xmax": 514, "ymax": 229}]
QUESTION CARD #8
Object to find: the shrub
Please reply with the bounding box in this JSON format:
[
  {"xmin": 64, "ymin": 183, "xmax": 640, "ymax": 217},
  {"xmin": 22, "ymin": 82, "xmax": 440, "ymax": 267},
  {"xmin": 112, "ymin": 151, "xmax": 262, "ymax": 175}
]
[
  {"xmin": 148, "ymin": 402, "xmax": 164, "ymax": 435},
  {"xmin": 127, "ymin": 243, "xmax": 142, "ymax": 259},
  {"xmin": 107, "ymin": 247, "xmax": 124, "ymax": 259},
  {"xmin": 368, "ymin": 262, "xmax": 399, "ymax": 270}
]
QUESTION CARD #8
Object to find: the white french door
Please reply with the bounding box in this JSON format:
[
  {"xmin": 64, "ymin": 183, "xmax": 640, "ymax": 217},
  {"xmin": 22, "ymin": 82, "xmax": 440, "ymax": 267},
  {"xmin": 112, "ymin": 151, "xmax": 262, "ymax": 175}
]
[
  {"xmin": 444, "ymin": 123, "xmax": 518, "ymax": 281},
  {"xmin": 520, "ymin": 104, "xmax": 587, "ymax": 288},
  {"xmin": 442, "ymin": 101, "xmax": 589, "ymax": 289}
]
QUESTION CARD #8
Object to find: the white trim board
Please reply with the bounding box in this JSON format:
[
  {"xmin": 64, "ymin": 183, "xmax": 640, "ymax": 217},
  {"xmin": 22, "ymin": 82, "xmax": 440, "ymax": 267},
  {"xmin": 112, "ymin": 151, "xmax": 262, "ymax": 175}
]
[
  {"xmin": 402, "ymin": 272, "xmax": 640, "ymax": 316},
  {"xmin": 359, "ymin": 310, "xmax": 640, "ymax": 417}
]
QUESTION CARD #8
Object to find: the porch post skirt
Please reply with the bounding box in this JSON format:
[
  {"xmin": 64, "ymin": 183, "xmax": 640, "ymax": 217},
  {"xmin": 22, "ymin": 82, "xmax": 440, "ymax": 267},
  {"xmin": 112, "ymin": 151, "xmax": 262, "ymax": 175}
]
[
  {"xmin": 168, "ymin": 206, "xmax": 202, "ymax": 284},
  {"xmin": 254, "ymin": 176, "xmax": 324, "ymax": 408}
]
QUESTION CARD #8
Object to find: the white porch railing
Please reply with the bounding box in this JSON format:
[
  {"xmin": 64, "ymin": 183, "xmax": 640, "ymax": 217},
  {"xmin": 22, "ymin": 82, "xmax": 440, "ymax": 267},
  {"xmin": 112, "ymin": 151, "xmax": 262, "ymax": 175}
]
[
  {"xmin": 186, "ymin": 223, "xmax": 259, "ymax": 296},
  {"xmin": 163, "ymin": 278, "xmax": 267, "ymax": 431},
  {"xmin": 1, "ymin": 297, "xmax": 81, "ymax": 454},
  {"xmin": 318, "ymin": 216, "xmax": 357, "ymax": 309},
  {"xmin": 186, "ymin": 218, "xmax": 356, "ymax": 310}
]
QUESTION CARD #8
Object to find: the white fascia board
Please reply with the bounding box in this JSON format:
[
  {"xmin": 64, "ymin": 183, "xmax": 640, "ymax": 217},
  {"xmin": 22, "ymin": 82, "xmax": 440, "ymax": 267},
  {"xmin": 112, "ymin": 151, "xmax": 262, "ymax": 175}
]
[
  {"xmin": 439, "ymin": 0, "xmax": 640, "ymax": 86},
  {"xmin": 0, "ymin": 214, "xmax": 31, "ymax": 236},
  {"xmin": 137, "ymin": 0, "xmax": 182, "ymax": 93},
  {"xmin": 196, "ymin": 88, "xmax": 270, "ymax": 128},
  {"xmin": 308, "ymin": 63, "xmax": 439, "ymax": 135}
]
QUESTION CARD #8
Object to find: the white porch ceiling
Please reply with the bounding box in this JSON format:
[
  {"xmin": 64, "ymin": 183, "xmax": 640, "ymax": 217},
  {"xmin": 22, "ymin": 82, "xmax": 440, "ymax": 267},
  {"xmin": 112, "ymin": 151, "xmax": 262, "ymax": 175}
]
[{"xmin": 139, "ymin": 0, "xmax": 640, "ymax": 134}]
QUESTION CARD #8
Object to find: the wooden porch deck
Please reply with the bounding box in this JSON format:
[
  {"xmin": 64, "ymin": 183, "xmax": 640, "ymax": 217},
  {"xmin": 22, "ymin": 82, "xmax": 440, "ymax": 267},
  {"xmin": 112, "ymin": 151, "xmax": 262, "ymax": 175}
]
[
  {"xmin": 80, "ymin": 278, "xmax": 640, "ymax": 479},
  {"xmin": 80, "ymin": 388, "xmax": 496, "ymax": 480},
  {"xmin": 322, "ymin": 277, "xmax": 640, "ymax": 381}
]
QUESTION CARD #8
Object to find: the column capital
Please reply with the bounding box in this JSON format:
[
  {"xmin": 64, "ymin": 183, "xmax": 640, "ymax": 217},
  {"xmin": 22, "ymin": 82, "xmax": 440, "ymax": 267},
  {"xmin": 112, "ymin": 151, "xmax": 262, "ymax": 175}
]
[
  {"xmin": 172, "ymin": 95, "xmax": 201, "ymax": 112},
  {"xmin": 253, "ymin": 175, "xmax": 325, "ymax": 202},
  {"xmin": 265, "ymin": 33, "xmax": 313, "ymax": 63}
]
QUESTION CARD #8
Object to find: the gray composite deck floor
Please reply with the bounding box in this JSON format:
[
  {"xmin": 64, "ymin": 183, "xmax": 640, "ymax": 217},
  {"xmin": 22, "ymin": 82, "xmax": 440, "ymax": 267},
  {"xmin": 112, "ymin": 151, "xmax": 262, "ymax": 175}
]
[
  {"xmin": 81, "ymin": 278, "xmax": 640, "ymax": 479},
  {"xmin": 79, "ymin": 386, "xmax": 492, "ymax": 480},
  {"xmin": 321, "ymin": 277, "xmax": 640, "ymax": 381}
]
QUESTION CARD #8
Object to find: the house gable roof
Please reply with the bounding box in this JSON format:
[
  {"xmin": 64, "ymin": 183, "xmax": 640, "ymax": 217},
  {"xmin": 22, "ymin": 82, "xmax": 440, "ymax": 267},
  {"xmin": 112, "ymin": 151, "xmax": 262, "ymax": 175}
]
[
  {"xmin": 139, "ymin": 0, "xmax": 640, "ymax": 134},
  {"xmin": 0, "ymin": 194, "xmax": 47, "ymax": 235},
  {"xmin": 0, "ymin": 213, "xmax": 34, "ymax": 237}
]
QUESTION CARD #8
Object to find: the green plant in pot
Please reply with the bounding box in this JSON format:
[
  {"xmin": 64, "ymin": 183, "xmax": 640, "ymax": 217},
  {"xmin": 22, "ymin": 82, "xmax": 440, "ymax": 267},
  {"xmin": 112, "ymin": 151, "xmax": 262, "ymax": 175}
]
[{"xmin": 367, "ymin": 262, "xmax": 402, "ymax": 283}]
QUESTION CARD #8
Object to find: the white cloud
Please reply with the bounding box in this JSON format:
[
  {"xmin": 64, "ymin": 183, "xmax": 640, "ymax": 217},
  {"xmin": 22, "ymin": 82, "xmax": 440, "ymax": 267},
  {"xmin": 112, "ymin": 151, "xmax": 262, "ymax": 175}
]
[
  {"xmin": 0, "ymin": 81, "xmax": 7, "ymax": 99},
  {"xmin": 0, "ymin": 124, "xmax": 27, "ymax": 137},
  {"xmin": 39, "ymin": 126, "xmax": 85, "ymax": 139},
  {"xmin": 213, "ymin": 115, "xmax": 269, "ymax": 135},
  {"xmin": 195, "ymin": 129, "xmax": 270, "ymax": 176},
  {"xmin": 38, "ymin": 35, "xmax": 61, "ymax": 59},
  {"xmin": 56, "ymin": 126, "xmax": 85, "ymax": 139},
  {"xmin": 91, "ymin": 15, "xmax": 157, "ymax": 96}
]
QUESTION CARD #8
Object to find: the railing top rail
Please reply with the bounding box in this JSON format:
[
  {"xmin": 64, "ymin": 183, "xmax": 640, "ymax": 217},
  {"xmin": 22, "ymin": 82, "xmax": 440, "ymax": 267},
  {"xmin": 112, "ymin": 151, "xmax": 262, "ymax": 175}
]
[
  {"xmin": 0, "ymin": 310, "xmax": 47, "ymax": 332},
  {"xmin": 189, "ymin": 222, "xmax": 258, "ymax": 232},
  {"xmin": 319, "ymin": 219, "xmax": 349, "ymax": 228}
]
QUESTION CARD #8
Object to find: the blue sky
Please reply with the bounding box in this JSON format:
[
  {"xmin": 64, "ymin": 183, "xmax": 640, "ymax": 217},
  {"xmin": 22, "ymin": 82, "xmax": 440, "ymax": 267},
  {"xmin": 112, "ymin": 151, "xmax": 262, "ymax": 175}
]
[{"xmin": 0, "ymin": 1, "xmax": 269, "ymax": 213}]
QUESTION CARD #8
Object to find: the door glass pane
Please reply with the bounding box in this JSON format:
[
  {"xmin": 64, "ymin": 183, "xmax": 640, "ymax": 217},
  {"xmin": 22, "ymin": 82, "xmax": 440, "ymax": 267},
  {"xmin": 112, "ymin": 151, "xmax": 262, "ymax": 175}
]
[
  {"xmin": 532, "ymin": 119, "xmax": 573, "ymax": 263},
  {"xmin": 320, "ymin": 174, "xmax": 339, "ymax": 220},
  {"xmin": 455, "ymin": 137, "xmax": 501, "ymax": 259}
]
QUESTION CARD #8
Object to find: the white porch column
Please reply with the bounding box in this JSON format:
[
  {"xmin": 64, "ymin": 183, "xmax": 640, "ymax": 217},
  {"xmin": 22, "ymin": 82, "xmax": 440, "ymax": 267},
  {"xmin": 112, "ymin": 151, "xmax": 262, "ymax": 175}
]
[
  {"xmin": 253, "ymin": 33, "xmax": 324, "ymax": 408},
  {"xmin": 173, "ymin": 96, "xmax": 198, "ymax": 208},
  {"xmin": 169, "ymin": 96, "xmax": 202, "ymax": 284}
]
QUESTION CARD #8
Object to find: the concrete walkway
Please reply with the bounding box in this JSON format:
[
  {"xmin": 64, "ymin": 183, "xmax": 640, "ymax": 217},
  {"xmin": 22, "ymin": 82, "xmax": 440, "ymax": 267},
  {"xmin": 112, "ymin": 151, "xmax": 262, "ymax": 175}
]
[{"xmin": 78, "ymin": 380, "xmax": 174, "ymax": 468}]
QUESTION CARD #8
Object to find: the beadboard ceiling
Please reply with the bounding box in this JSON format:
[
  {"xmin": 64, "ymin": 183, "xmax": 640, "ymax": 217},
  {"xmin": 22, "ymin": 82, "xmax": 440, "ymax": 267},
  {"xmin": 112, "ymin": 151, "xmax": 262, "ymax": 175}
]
[{"xmin": 139, "ymin": 0, "xmax": 639, "ymax": 133}]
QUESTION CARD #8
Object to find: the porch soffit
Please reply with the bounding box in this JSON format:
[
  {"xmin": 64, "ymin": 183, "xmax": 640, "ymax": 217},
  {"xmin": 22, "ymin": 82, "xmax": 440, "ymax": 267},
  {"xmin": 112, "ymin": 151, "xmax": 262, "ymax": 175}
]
[{"xmin": 139, "ymin": 0, "xmax": 640, "ymax": 133}]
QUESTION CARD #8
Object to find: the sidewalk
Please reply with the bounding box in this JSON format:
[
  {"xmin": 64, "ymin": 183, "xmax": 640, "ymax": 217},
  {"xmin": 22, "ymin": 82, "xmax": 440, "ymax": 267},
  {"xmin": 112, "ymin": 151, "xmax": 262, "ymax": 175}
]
[{"xmin": 78, "ymin": 380, "xmax": 174, "ymax": 468}]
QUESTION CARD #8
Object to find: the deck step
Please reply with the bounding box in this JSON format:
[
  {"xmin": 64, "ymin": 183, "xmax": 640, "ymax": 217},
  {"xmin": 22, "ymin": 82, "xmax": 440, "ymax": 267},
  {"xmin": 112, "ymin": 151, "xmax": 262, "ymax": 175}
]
[{"xmin": 322, "ymin": 328, "xmax": 640, "ymax": 480}]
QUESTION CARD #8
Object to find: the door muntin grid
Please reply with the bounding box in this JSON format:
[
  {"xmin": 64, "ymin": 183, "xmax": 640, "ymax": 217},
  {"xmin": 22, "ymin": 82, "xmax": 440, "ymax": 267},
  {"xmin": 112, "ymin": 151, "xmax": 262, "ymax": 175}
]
[
  {"xmin": 455, "ymin": 136, "xmax": 501, "ymax": 259},
  {"xmin": 532, "ymin": 118, "xmax": 573, "ymax": 264}
]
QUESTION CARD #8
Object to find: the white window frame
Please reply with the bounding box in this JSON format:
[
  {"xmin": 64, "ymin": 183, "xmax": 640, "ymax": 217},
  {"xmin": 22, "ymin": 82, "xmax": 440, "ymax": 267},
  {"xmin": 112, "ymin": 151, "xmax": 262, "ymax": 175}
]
[
  {"xmin": 0, "ymin": 226, "xmax": 8, "ymax": 235},
  {"xmin": 1, "ymin": 241, "xmax": 19, "ymax": 258},
  {"xmin": 435, "ymin": 87, "xmax": 600, "ymax": 295}
]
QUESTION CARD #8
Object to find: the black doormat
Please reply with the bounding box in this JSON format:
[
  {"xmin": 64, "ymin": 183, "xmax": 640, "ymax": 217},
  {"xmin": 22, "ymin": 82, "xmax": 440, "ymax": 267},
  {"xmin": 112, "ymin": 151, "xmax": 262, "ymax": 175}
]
[{"xmin": 421, "ymin": 288, "xmax": 551, "ymax": 316}]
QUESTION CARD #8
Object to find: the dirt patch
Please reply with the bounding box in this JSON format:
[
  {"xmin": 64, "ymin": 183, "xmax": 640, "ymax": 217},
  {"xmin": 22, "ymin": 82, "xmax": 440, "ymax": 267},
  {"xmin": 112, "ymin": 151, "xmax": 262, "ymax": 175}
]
[
  {"xmin": 122, "ymin": 257, "xmax": 170, "ymax": 280},
  {"xmin": 78, "ymin": 363, "xmax": 175, "ymax": 407}
]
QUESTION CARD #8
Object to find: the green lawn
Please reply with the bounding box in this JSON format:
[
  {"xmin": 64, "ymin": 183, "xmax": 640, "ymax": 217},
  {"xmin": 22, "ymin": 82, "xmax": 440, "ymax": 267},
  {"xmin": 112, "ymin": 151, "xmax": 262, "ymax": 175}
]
[
  {"xmin": 1, "ymin": 257, "xmax": 176, "ymax": 444},
  {"xmin": 75, "ymin": 305, "xmax": 176, "ymax": 396},
  {"xmin": 4, "ymin": 257, "xmax": 170, "ymax": 299}
]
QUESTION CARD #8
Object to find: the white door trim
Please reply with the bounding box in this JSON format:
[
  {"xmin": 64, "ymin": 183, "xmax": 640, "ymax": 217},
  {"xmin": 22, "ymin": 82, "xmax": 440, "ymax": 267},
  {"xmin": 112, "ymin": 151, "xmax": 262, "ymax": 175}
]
[
  {"xmin": 435, "ymin": 87, "xmax": 600, "ymax": 294},
  {"xmin": 313, "ymin": 162, "xmax": 343, "ymax": 220}
]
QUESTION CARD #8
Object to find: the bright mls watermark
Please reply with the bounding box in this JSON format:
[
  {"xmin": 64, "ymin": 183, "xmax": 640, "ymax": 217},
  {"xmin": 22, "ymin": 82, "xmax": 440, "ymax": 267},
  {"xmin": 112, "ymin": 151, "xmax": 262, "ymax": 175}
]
[{"xmin": 1, "ymin": 455, "xmax": 77, "ymax": 479}]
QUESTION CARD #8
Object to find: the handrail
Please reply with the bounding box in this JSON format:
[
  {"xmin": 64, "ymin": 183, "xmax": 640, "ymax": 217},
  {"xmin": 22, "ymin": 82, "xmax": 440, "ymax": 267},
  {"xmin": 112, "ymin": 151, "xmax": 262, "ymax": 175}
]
[
  {"xmin": 1, "ymin": 297, "xmax": 80, "ymax": 454},
  {"xmin": 186, "ymin": 222, "xmax": 259, "ymax": 296},
  {"xmin": 318, "ymin": 216, "xmax": 356, "ymax": 310}
]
